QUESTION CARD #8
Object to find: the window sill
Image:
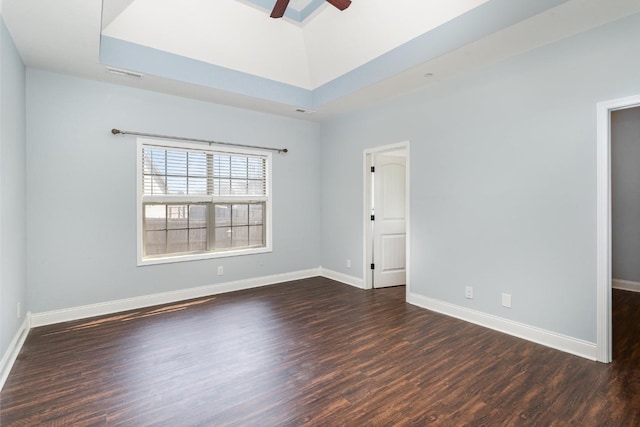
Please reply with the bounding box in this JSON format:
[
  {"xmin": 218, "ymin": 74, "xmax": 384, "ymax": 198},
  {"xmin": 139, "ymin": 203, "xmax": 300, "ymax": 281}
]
[{"xmin": 137, "ymin": 246, "xmax": 272, "ymax": 267}]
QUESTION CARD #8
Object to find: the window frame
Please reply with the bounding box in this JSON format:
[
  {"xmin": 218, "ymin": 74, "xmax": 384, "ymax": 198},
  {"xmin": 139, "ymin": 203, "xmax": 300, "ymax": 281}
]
[{"xmin": 136, "ymin": 137, "xmax": 273, "ymax": 266}]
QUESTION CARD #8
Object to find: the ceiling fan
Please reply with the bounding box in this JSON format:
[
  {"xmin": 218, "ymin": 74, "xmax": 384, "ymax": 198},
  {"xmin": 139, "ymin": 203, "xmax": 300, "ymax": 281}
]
[{"xmin": 270, "ymin": 0, "xmax": 352, "ymax": 19}]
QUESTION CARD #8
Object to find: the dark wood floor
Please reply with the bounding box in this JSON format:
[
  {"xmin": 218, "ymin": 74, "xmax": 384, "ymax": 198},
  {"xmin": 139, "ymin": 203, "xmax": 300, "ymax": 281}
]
[{"xmin": 1, "ymin": 278, "xmax": 640, "ymax": 426}]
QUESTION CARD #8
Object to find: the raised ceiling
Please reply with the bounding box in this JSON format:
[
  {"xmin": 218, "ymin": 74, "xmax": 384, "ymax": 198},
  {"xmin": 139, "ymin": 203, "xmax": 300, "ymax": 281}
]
[
  {"xmin": 102, "ymin": 0, "xmax": 490, "ymax": 90},
  {"xmin": 3, "ymin": 0, "xmax": 640, "ymax": 120}
]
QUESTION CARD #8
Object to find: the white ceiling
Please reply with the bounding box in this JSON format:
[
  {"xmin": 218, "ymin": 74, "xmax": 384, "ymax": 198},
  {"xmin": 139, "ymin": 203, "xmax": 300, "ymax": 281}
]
[{"xmin": 2, "ymin": 0, "xmax": 640, "ymax": 121}]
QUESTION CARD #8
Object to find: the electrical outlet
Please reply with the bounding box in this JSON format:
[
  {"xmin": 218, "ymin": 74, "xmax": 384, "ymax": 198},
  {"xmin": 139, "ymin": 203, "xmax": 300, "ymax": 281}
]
[
  {"xmin": 17, "ymin": 302, "xmax": 21, "ymax": 319},
  {"xmin": 465, "ymin": 286, "xmax": 473, "ymax": 299},
  {"xmin": 346, "ymin": 259, "xmax": 351, "ymax": 268},
  {"xmin": 217, "ymin": 266, "xmax": 224, "ymax": 276},
  {"xmin": 502, "ymin": 293, "xmax": 512, "ymax": 308}
]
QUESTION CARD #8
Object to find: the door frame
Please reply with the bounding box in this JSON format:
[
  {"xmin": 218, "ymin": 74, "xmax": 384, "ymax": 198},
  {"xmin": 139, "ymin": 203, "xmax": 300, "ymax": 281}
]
[
  {"xmin": 363, "ymin": 141, "xmax": 410, "ymax": 293},
  {"xmin": 596, "ymin": 93, "xmax": 640, "ymax": 363}
]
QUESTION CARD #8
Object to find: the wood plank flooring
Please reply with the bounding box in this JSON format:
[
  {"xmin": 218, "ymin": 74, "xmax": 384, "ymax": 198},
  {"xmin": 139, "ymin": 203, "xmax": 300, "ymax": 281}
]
[{"xmin": 1, "ymin": 277, "xmax": 640, "ymax": 425}]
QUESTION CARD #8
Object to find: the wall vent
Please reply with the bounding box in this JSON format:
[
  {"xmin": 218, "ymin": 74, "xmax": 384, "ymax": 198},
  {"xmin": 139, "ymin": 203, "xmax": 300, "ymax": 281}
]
[{"xmin": 105, "ymin": 67, "xmax": 144, "ymax": 79}]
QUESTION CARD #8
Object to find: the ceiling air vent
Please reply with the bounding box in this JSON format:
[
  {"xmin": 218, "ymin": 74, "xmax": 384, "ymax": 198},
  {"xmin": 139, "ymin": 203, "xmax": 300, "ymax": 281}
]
[
  {"xmin": 105, "ymin": 67, "xmax": 144, "ymax": 79},
  {"xmin": 295, "ymin": 108, "xmax": 316, "ymax": 114}
]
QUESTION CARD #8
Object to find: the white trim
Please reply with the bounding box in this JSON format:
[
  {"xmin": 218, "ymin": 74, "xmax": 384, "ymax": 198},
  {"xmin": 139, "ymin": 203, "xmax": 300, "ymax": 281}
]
[
  {"xmin": 138, "ymin": 246, "xmax": 273, "ymax": 266},
  {"xmin": 30, "ymin": 268, "xmax": 319, "ymax": 327},
  {"xmin": 137, "ymin": 138, "xmax": 144, "ymax": 263},
  {"xmin": 596, "ymin": 93, "xmax": 640, "ymax": 363},
  {"xmin": 0, "ymin": 314, "xmax": 31, "ymax": 391},
  {"xmin": 319, "ymin": 267, "xmax": 365, "ymax": 289},
  {"xmin": 407, "ymin": 292, "xmax": 597, "ymax": 361},
  {"xmin": 612, "ymin": 279, "xmax": 640, "ymax": 293},
  {"xmin": 363, "ymin": 141, "xmax": 410, "ymax": 291},
  {"xmin": 405, "ymin": 144, "xmax": 411, "ymax": 299},
  {"xmin": 363, "ymin": 152, "xmax": 372, "ymax": 290}
]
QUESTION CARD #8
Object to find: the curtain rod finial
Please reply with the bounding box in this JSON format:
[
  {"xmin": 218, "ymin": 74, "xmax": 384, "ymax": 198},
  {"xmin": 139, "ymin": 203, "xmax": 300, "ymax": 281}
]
[
  {"xmin": 111, "ymin": 128, "xmax": 121, "ymax": 135},
  {"xmin": 282, "ymin": 148, "xmax": 288, "ymax": 154}
]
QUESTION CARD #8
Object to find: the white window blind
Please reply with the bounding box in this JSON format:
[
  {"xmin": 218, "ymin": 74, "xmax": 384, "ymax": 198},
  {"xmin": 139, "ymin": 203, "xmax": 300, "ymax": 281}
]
[{"xmin": 142, "ymin": 147, "xmax": 267, "ymax": 199}]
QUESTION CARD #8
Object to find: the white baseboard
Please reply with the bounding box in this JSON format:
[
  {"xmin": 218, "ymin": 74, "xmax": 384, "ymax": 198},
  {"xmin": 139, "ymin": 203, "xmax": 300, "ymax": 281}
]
[
  {"xmin": 0, "ymin": 314, "xmax": 31, "ymax": 391},
  {"xmin": 319, "ymin": 267, "xmax": 365, "ymax": 289},
  {"xmin": 31, "ymin": 268, "xmax": 321, "ymax": 328},
  {"xmin": 2, "ymin": 271, "xmax": 600, "ymax": 394},
  {"xmin": 613, "ymin": 278, "xmax": 640, "ymax": 293},
  {"xmin": 407, "ymin": 292, "xmax": 597, "ymax": 361}
]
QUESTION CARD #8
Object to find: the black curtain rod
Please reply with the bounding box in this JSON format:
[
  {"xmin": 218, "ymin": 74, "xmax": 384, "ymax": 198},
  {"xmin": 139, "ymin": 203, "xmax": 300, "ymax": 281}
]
[{"xmin": 111, "ymin": 129, "xmax": 288, "ymax": 154}]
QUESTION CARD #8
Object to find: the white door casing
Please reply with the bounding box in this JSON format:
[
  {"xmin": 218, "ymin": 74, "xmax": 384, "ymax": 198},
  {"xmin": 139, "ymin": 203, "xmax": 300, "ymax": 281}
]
[{"xmin": 596, "ymin": 93, "xmax": 640, "ymax": 363}]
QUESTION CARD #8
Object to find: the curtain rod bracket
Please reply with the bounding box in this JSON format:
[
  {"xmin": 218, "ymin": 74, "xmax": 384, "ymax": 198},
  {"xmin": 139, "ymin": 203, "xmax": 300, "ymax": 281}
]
[{"xmin": 110, "ymin": 128, "xmax": 288, "ymax": 154}]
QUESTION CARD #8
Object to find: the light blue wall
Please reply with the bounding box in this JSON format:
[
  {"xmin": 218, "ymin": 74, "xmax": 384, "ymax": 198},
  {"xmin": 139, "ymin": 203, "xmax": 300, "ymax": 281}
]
[
  {"xmin": 0, "ymin": 18, "xmax": 27, "ymax": 357},
  {"xmin": 26, "ymin": 70, "xmax": 321, "ymax": 313},
  {"xmin": 16, "ymin": 8, "xmax": 640, "ymax": 349},
  {"xmin": 321, "ymin": 13, "xmax": 640, "ymax": 343},
  {"xmin": 612, "ymin": 107, "xmax": 640, "ymax": 283}
]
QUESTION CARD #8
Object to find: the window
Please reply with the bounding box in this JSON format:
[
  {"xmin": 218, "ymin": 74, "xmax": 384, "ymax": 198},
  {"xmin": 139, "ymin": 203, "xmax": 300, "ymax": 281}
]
[{"xmin": 137, "ymin": 138, "xmax": 271, "ymax": 265}]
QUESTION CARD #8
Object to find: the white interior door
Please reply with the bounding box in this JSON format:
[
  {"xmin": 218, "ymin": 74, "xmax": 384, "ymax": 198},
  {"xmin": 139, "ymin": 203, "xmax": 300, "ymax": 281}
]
[{"xmin": 372, "ymin": 154, "xmax": 406, "ymax": 288}]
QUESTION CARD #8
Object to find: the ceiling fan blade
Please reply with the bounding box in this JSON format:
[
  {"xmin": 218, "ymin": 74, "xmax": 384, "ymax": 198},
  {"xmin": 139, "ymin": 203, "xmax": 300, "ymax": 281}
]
[
  {"xmin": 325, "ymin": 0, "xmax": 352, "ymax": 11},
  {"xmin": 270, "ymin": 0, "xmax": 290, "ymax": 18}
]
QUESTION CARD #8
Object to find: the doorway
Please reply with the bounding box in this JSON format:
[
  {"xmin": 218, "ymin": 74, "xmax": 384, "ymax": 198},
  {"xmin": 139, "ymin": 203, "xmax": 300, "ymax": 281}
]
[
  {"xmin": 611, "ymin": 107, "xmax": 640, "ymax": 294},
  {"xmin": 364, "ymin": 142, "xmax": 410, "ymax": 290},
  {"xmin": 610, "ymin": 106, "xmax": 640, "ymax": 362},
  {"xmin": 596, "ymin": 94, "xmax": 640, "ymax": 363}
]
